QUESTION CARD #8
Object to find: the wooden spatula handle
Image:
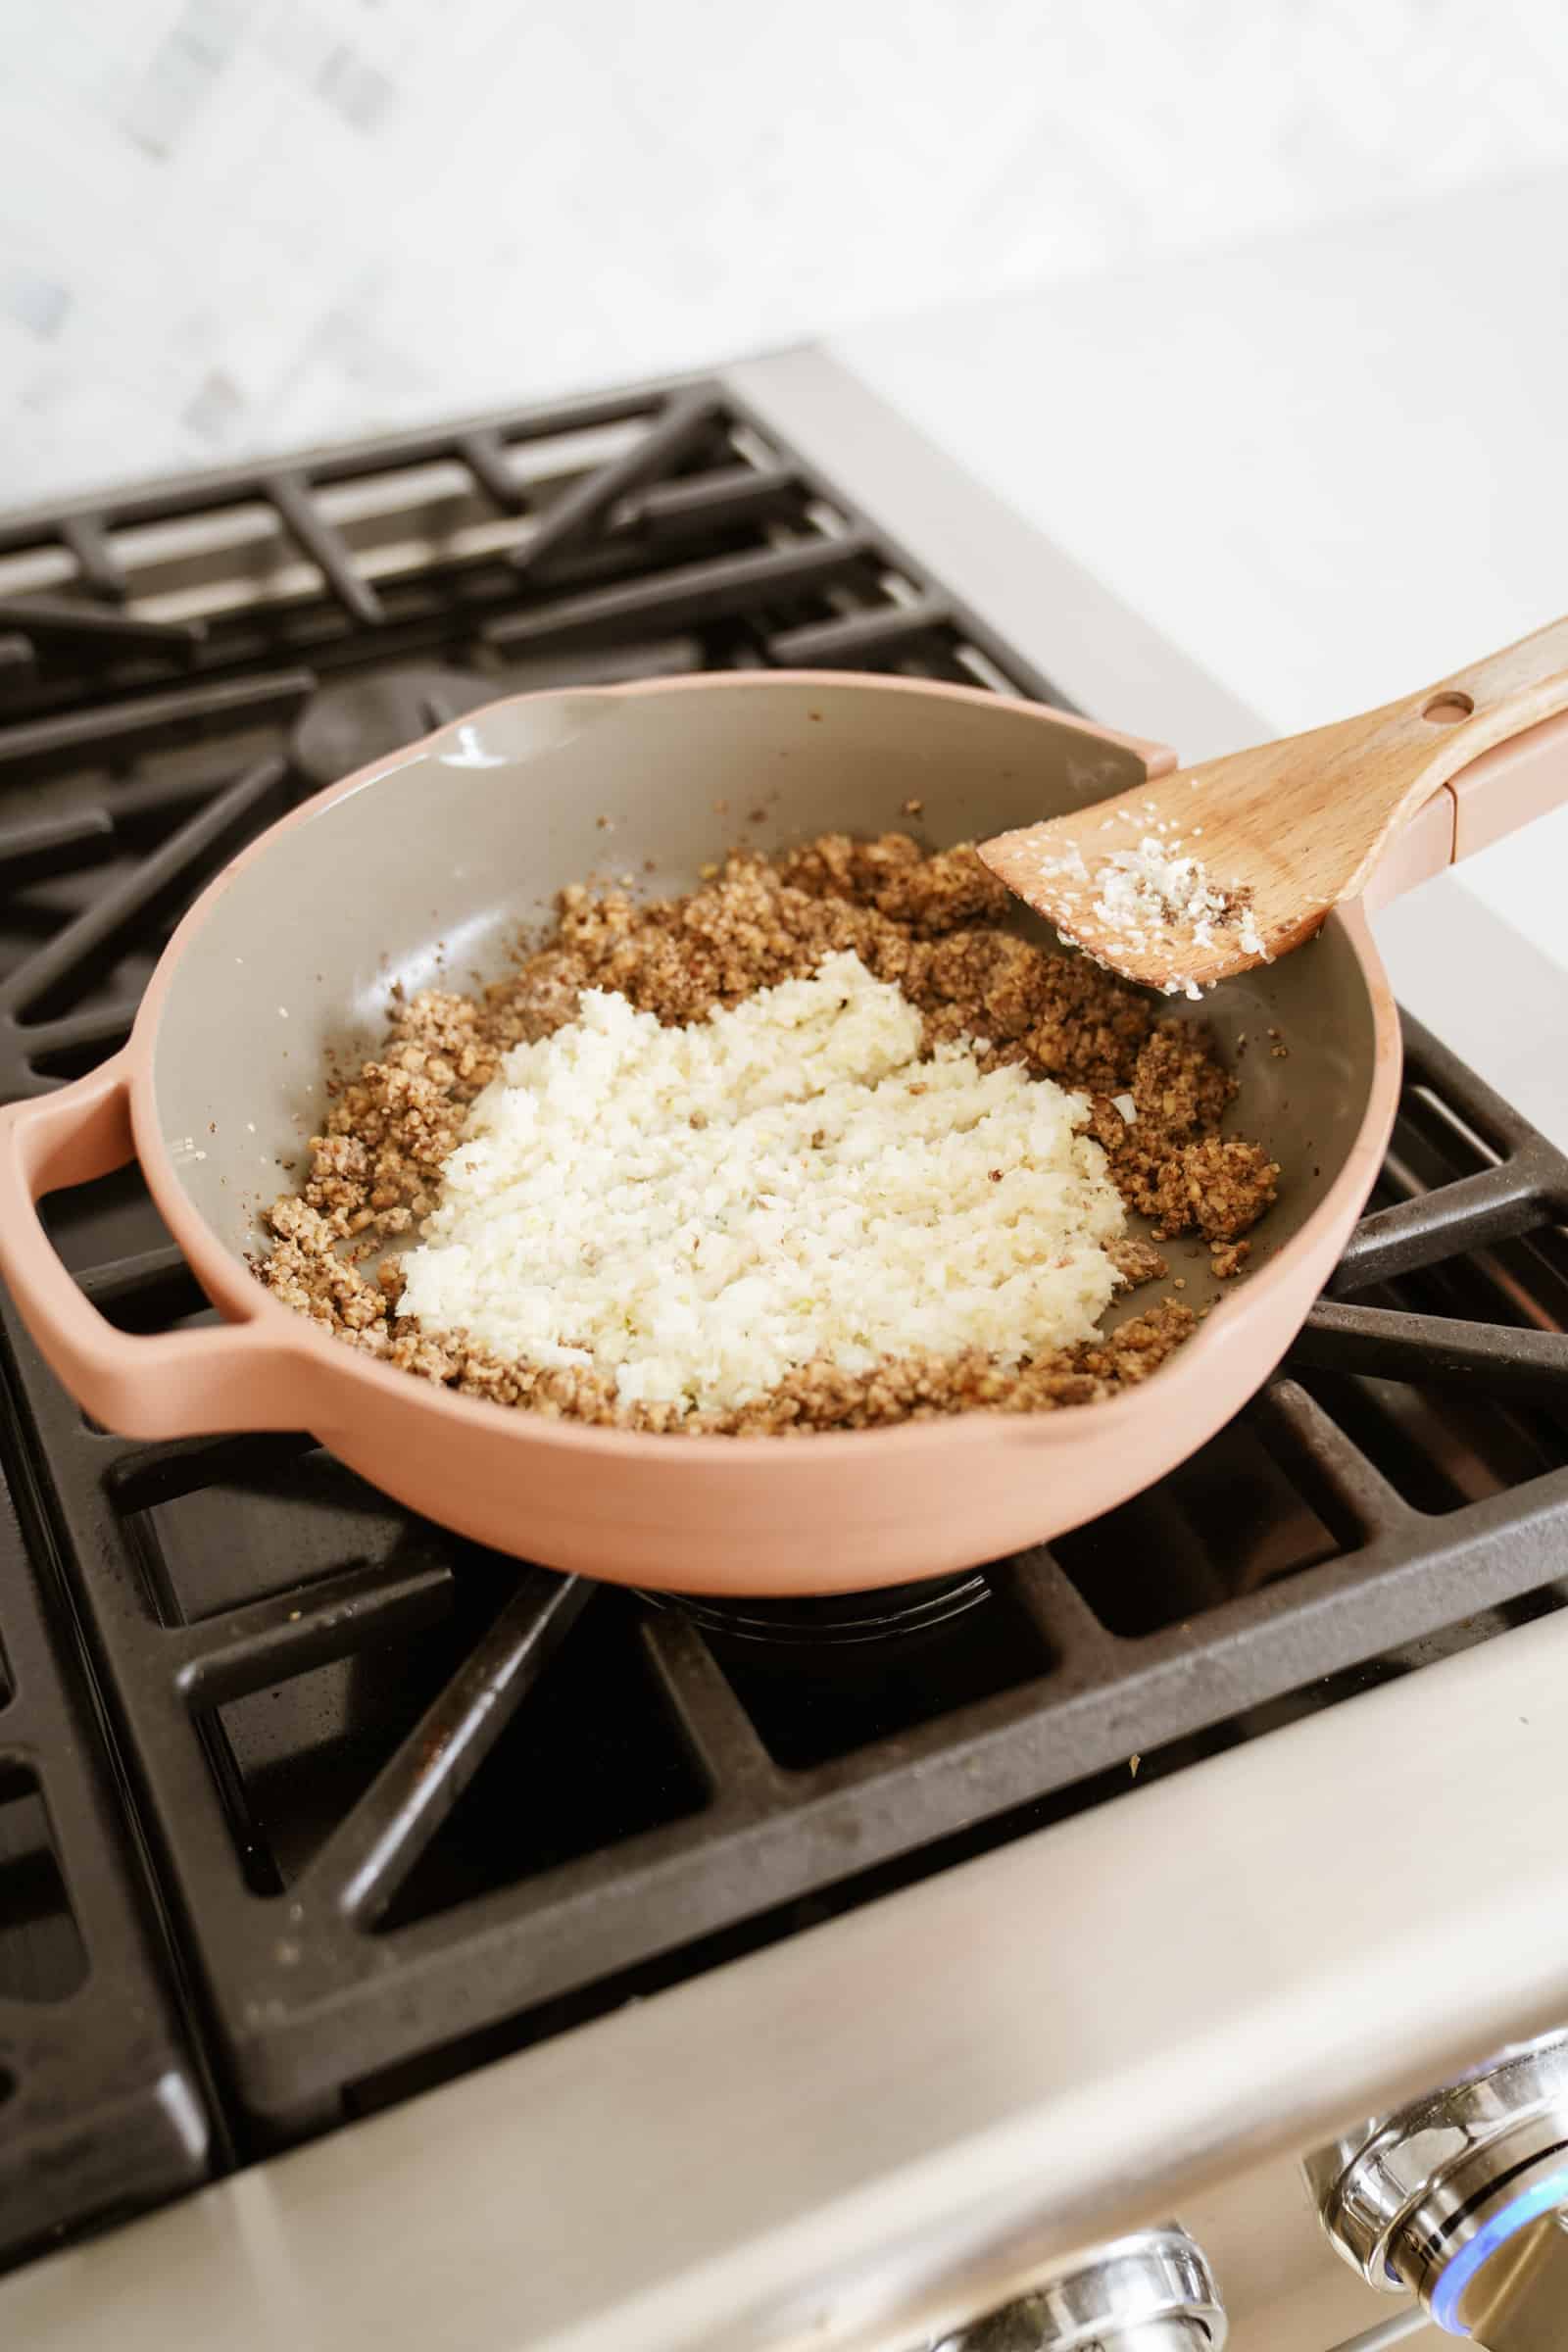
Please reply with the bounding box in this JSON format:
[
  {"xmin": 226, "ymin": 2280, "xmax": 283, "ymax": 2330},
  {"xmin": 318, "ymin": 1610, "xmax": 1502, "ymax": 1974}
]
[
  {"xmin": 1419, "ymin": 612, "xmax": 1568, "ymax": 741},
  {"xmin": 1367, "ymin": 612, "xmax": 1568, "ymax": 906}
]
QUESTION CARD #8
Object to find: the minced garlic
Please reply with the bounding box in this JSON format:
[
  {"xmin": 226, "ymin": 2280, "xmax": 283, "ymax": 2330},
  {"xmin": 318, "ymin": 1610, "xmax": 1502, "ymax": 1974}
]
[{"xmin": 399, "ymin": 951, "xmax": 1129, "ymax": 1412}]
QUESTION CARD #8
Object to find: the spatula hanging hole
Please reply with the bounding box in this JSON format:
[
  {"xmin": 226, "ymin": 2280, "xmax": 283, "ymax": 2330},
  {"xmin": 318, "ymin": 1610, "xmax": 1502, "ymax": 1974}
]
[{"xmin": 1421, "ymin": 691, "xmax": 1475, "ymax": 724}]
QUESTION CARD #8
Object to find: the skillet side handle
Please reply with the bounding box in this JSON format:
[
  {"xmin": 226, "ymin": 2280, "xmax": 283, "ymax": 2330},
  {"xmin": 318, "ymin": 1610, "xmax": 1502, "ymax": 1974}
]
[
  {"xmin": 0, "ymin": 1054, "xmax": 313, "ymax": 1440},
  {"xmin": 1366, "ymin": 696, "xmax": 1568, "ymax": 912}
]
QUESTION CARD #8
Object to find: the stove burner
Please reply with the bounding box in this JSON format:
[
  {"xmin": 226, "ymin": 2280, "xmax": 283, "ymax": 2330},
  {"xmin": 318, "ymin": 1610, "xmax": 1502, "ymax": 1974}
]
[
  {"xmin": 647, "ymin": 1572, "xmax": 993, "ymax": 1648},
  {"xmin": 289, "ymin": 666, "xmax": 501, "ymax": 789}
]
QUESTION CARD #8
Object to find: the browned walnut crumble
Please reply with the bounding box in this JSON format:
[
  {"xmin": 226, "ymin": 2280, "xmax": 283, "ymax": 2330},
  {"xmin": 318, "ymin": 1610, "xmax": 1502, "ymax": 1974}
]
[{"xmin": 256, "ymin": 834, "xmax": 1280, "ymax": 1433}]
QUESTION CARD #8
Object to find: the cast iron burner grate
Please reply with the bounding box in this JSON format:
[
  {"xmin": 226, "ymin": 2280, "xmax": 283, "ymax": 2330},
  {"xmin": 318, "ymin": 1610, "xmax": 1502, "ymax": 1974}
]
[
  {"xmin": 0, "ymin": 378, "xmax": 1566, "ymax": 2216},
  {"xmin": 0, "ymin": 1452, "xmax": 211, "ymax": 2264},
  {"xmin": 0, "ymin": 380, "xmax": 1053, "ymax": 1104}
]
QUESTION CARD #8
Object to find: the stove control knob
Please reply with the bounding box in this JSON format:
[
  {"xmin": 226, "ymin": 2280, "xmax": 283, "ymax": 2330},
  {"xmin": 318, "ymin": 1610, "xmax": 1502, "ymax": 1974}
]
[
  {"xmin": 1304, "ymin": 2027, "xmax": 1568, "ymax": 2345},
  {"xmin": 929, "ymin": 2226, "xmax": 1226, "ymax": 2351}
]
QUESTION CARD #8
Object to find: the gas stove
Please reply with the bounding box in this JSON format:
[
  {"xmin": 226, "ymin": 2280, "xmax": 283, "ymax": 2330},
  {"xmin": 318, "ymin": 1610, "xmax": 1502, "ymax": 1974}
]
[{"xmin": 1, "ymin": 352, "xmax": 1567, "ymax": 2351}]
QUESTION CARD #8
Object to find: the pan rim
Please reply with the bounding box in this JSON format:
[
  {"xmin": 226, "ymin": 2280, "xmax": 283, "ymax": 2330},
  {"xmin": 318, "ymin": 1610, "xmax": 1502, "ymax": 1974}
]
[{"xmin": 129, "ymin": 671, "xmax": 1403, "ymax": 1463}]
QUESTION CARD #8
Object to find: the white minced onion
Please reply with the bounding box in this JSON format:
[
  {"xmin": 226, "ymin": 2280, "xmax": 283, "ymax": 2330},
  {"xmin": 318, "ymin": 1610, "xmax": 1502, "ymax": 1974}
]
[{"xmin": 399, "ymin": 952, "xmax": 1128, "ymax": 1411}]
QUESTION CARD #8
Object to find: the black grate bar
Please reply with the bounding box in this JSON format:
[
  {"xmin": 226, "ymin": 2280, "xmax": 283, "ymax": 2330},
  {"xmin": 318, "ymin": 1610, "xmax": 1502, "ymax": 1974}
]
[
  {"xmin": 105, "ymin": 1431, "xmax": 318, "ymax": 1511},
  {"xmin": 78, "ymin": 1244, "xmax": 199, "ymax": 1309},
  {"xmin": 173, "ymin": 1557, "xmax": 457, "ymax": 1707},
  {"xmin": 0, "ymin": 596, "xmax": 205, "ymax": 657},
  {"xmin": 1, "ymin": 753, "xmax": 290, "ymax": 1032},
  {"xmin": 639, "ymin": 1610, "xmax": 787, "ymax": 1797},
  {"xmin": 0, "ymin": 634, "xmax": 35, "ymax": 679},
  {"xmin": 1248, "ymin": 1378, "xmax": 1412, "ymax": 1540},
  {"xmin": 19, "ymin": 1000, "xmax": 145, "ymax": 1060},
  {"xmin": 60, "ymin": 514, "xmax": 127, "ymax": 603},
  {"xmin": 0, "ymin": 381, "xmax": 695, "ymax": 547},
  {"xmin": 485, "ymin": 532, "xmax": 877, "ymax": 653},
  {"xmin": 0, "ymin": 808, "xmax": 115, "ymax": 880},
  {"xmin": 1295, "ymin": 1298, "xmax": 1568, "ymax": 1399},
  {"xmin": 0, "ymin": 668, "xmax": 315, "ymax": 776},
  {"xmin": 264, "ymin": 475, "xmax": 385, "ymax": 628},
  {"xmin": 103, "ymin": 760, "xmax": 276, "ymax": 828},
  {"xmin": 1000, "ymin": 1547, "xmax": 1119, "ymax": 1660},
  {"xmin": 0, "ymin": 1473, "xmax": 211, "ymax": 2259},
  {"xmin": 456, "ymin": 429, "xmax": 530, "ymax": 513},
  {"xmin": 297, "ymin": 1570, "xmax": 590, "ymax": 1924},
  {"xmin": 512, "ymin": 389, "xmax": 723, "ymax": 576},
  {"xmin": 766, "ymin": 592, "xmax": 955, "ymax": 666},
  {"xmin": 501, "ymin": 635, "xmax": 708, "ymax": 696},
  {"xmin": 1334, "ymin": 1159, "xmax": 1560, "ymax": 1292},
  {"xmin": 619, "ymin": 461, "xmax": 800, "ymax": 537}
]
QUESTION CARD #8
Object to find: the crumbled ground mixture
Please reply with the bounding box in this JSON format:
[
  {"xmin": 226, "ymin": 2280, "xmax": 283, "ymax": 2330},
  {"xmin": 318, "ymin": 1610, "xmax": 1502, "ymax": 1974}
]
[{"xmin": 256, "ymin": 834, "xmax": 1280, "ymax": 1434}]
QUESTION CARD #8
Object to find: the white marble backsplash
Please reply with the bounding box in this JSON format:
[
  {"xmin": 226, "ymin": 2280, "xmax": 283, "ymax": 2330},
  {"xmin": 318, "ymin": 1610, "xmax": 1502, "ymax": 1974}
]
[{"xmin": 4, "ymin": 0, "xmax": 1567, "ymax": 505}]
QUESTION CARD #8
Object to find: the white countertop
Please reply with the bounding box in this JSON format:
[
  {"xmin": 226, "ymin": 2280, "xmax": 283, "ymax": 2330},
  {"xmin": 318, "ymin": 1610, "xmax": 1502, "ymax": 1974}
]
[{"xmin": 828, "ymin": 172, "xmax": 1568, "ymax": 1148}]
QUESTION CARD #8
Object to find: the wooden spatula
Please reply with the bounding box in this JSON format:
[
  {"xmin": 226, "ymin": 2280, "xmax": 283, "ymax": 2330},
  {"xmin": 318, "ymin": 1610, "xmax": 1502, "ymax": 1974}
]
[{"xmin": 979, "ymin": 614, "xmax": 1568, "ymax": 996}]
